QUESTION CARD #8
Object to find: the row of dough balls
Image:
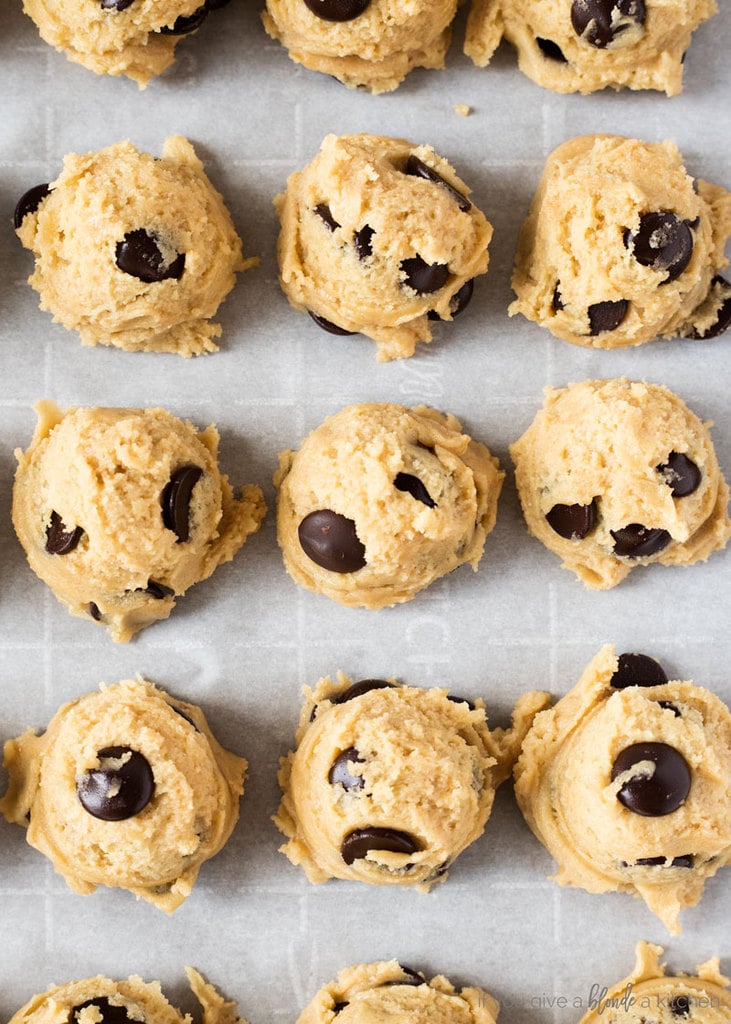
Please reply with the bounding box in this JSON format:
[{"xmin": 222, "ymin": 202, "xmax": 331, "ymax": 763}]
[
  {"xmin": 2, "ymin": 647, "xmax": 730, "ymax": 933},
  {"xmin": 13, "ymin": 133, "xmax": 731, "ymax": 362},
  {"xmin": 20, "ymin": 0, "xmax": 720, "ymax": 95},
  {"xmin": 11, "ymin": 383, "xmax": 731, "ymax": 642}
]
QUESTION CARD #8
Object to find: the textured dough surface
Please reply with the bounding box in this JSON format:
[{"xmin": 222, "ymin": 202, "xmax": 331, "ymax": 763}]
[
  {"xmin": 275, "ymin": 134, "xmax": 492, "ymax": 361},
  {"xmin": 275, "ymin": 673, "xmax": 549, "ymax": 887},
  {"xmin": 510, "ymin": 378, "xmax": 731, "ymax": 589},
  {"xmin": 0, "ymin": 678, "xmax": 247, "ymax": 912},
  {"xmin": 514, "ymin": 646, "xmax": 731, "ymax": 934},
  {"xmin": 509, "ymin": 135, "xmax": 731, "ymax": 348},
  {"xmin": 297, "ymin": 961, "xmax": 499, "ymax": 1024},
  {"xmin": 275, "ymin": 403, "xmax": 504, "ymax": 608},
  {"xmin": 17, "ymin": 137, "xmax": 255, "ymax": 356},
  {"xmin": 13, "ymin": 401, "xmax": 266, "ymax": 641},
  {"xmin": 464, "ymin": 0, "xmax": 717, "ymax": 95},
  {"xmin": 262, "ymin": 0, "xmax": 457, "ymax": 92}
]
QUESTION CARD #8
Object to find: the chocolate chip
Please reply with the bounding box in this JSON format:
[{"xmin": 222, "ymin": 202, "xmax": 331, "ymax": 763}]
[
  {"xmin": 45, "ymin": 511, "xmax": 84, "ymax": 555},
  {"xmin": 72, "ymin": 999, "xmax": 132, "ymax": 1024},
  {"xmin": 552, "ymin": 285, "xmax": 565, "ymax": 312},
  {"xmin": 308, "ymin": 311, "xmax": 356, "ymax": 335},
  {"xmin": 381, "ymin": 967, "xmax": 425, "ymax": 987},
  {"xmin": 329, "ymin": 747, "xmax": 365, "ymax": 790},
  {"xmin": 14, "ymin": 184, "xmax": 51, "ymax": 228},
  {"xmin": 571, "ymin": 0, "xmax": 646, "ymax": 48},
  {"xmin": 145, "ymin": 580, "xmax": 175, "ymax": 600},
  {"xmin": 624, "ymin": 212, "xmax": 693, "ymax": 282},
  {"xmin": 447, "ymin": 694, "xmax": 476, "ymax": 710},
  {"xmin": 205, "ymin": 0, "xmax": 233, "ymax": 8},
  {"xmin": 353, "ymin": 224, "xmax": 374, "ymax": 260},
  {"xmin": 171, "ymin": 705, "xmax": 199, "ymax": 731},
  {"xmin": 334, "ymin": 679, "xmax": 394, "ymax": 704},
  {"xmin": 298, "ymin": 509, "xmax": 366, "ymax": 572},
  {"xmin": 314, "ymin": 203, "xmax": 340, "ymax": 232},
  {"xmin": 687, "ymin": 276, "xmax": 731, "ymax": 339},
  {"xmin": 536, "ymin": 37, "xmax": 567, "ymax": 61},
  {"xmin": 611, "ymin": 653, "xmax": 668, "ymax": 689},
  {"xmin": 401, "ymin": 256, "xmax": 450, "ymax": 294},
  {"xmin": 332, "ymin": 1004, "xmax": 348, "ymax": 1015},
  {"xmin": 625, "ymin": 854, "xmax": 693, "ymax": 868},
  {"xmin": 115, "ymin": 229, "xmax": 185, "ymax": 283},
  {"xmin": 657, "ymin": 700, "xmax": 682, "ymax": 718},
  {"xmin": 404, "ymin": 155, "xmax": 471, "ymax": 213},
  {"xmin": 612, "ymin": 741, "xmax": 691, "ymax": 816},
  {"xmin": 656, "ymin": 451, "xmax": 702, "ymax": 497},
  {"xmin": 670, "ymin": 995, "xmax": 692, "ymax": 1016},
  {"xmin": 303, "ymin": 0, "xmax": 370, "ymax": 20},
  {"xmin": 588, "ymin": 299, "xmax": 628, "ymax": 334},
  {"xmin": 611, "ymin": 524, "xmax": 671, "ymax": 558},
  {"xmin": 89, "ymin": 602, "xmax": 102, "ymax": 621},
  {"xmin": 428, "ymin": 279, "xmax": 474, "ymax": 321},
  {"xmin": 161, "ymin": 465, "xmax": 203, "ymax": 543},
  {"xmin": 545, "ymin": 500, "xmax": 597, "ymax": 540},
  {"xmin": 100, "ymin": 0, "xmax": 135, "ymax": 9},
  {"xmin": 77, "ymin": 746, "xmax": 155, "ymax": 821},
  {"xmin": 158, "ymin": 5, "xmax": 208, "ymax": 32},
  {"xmin": 394, "ymin": 472, "xmax": 436, "ymax": 508},
  {"xmin": 341, "ymin": 827, "xmax": 418, "ymax": 865}
]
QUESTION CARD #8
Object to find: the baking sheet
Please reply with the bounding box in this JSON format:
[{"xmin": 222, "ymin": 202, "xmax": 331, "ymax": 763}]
[{"xmin": 0, "ymin": 3, "xmax": 730, "ymax": 1022}]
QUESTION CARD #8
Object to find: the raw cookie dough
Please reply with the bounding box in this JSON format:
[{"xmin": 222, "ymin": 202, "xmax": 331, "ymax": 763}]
[
  {"xmin": 275, "ymin": 673, "xmax": 549, "ymax": 887},
  {"xmin": 0, "ymin": 678, "xmax": 247, "ymax": 912},
  {"xmin": 464, "ymin": 0, "xmax": 717, "ymax": 95},
  {"xmin": 297, "ymin": 961, "xmax": 499, "ymax": 1024},
  {"xmin": 8, "ymin": 969, "xmax": 247, "ymax": 1024},
  {"xmin": 15, "ymin": 137, "xmax": 255, "ymax": 356},
  {"xmin": 275, "ymin": 134, "xmax": 492, "ymax": 361},
  {"xmin": 510, "ymin": 378, "xmax": 731, "ymax": 589},
  {"xmin": 514, "ymin": 645, "xmax": 731, "ymax": 934},
  {"xmin": 509, "ymin": 136, "xmax": 731, "ymax": 348},
  {"xmin": 275, "ymin": 403, "xmax": 504, "ymax": 608},
  {"xmin": 262, "ymin": 0, "xmax": 457, "ymax": 93},
  {"xmin": 579, "ymin": 942, "xmax": 731, "ymax": 1024},
  {"xmin": 12, "ymin": 400, "xmax": 266, "ymax": 642}
]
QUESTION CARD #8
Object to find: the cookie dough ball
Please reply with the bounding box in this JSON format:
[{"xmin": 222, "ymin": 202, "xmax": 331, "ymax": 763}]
[
  {"xmin": 509, "ymin": 136, "xmax": 731, "ymax": 349},
  {"xmin": 514, "ymin": 645, "xmax": 731, "ymax": 934},
  {"xmin": 579, "ymin": 942, "xmax": 731, "ymax": 1024},
  {"xmin": 298, "ymin": 961, "xmax": 499, "ymax": 1024},
  {"xmin": 275, "ymin": 403, "xmax": 504, "ymax": 608},
  {"xmin": 15, "ymin": 137, "xmax": 255, "ymax": 356},
  {"xmin": 275, "ymin": 134, "xmax": 492, "ymax": 361},
  {"xmin": 464, "ymin": 0, "xmax": 717, "ymax": 95},
  {"xmin": 275, "ymin": 674, "xmax": 549, "ymax": 887},
  {"xmin": 510, "ymin": 379, "xmax": 731, "ymax": 589},
  {"xmin": 0, "ymin": 678, "xmax": 247, "ymax": 911},
  {"xmin": 13, "ymin": 401, "xmax": 266, "ymax": 642},
  {"xmin": 262, "ymin": 0, "xmax": 457, "ymax": 93}
]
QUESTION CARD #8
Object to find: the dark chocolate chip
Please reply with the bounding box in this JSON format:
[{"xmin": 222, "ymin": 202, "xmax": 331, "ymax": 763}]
[
  {"xmin": 341, "ymin": 827, "xmax": 418, "ymax": 865},
  {"xmin": 656, "ymin": 451, "xmax": 702, "ymax": 497},
  {"xmin": 72, "ymin": 999, "xmax": 132, "ymax": 1024},
  {"xmin": 308, "ymin": 311, "xmax": 356, "ymax": 335},
  {"xmin": 545, "ymin": 500, "xmax": 597, "ymax": 540},
  {"xmin": 394, "ymin": 472, "xmax": 436, "ymax": 508},
  {"xmin": 353, "ymin": 224, "xmax": 374, "ymax": 260},
  {"xmin": 612, "ymin": 741, "xmax": 691, "ymax": 816},
  {"xmin": 334, "ymin": 679, "xmax": 394, "ymax": 704},
  {"xmin": 100, "ymin": 0, "xmax": 135, "ymax": 9},
  {"xmin": 329, "ymin": 747, "xmax": 365, "ymax": 790},
  {"xmin": 657, "ymin": 700, "xmax": 682, "ymax": 718},
  {"xmin": 158, "ymin": 5, "xmax": 208, "ymax": 32},
  {"xmin": 332, "ymin": 1004, "xmax": 349, "ymax": 1015},
  {"xmin": 447, "ymin": 694, "xmax": 476, "ymax": 710},
  {"xmin": 145, "ymin": 580, "xmax": 175, "ymax": 600},
  {"xmin": 303, "ymin": 0, "xmax": 371, "ymax": 20},
  {"xmin": 611, "ymin": 652, "xmax": 668, "ymax": 689},
  {"xmin": 611, "ymin": 524, "xmax": 671, "ymax": 558},
  {"xmin": 205, "ymin": 0, "xmax": 233, "ymax": 8},
  {"xmin": 77, "ymin": 746, "xmax": 155, "ymax": 821},
  {"xmin": 115, "ymin": 229, "xmax": 185, "ymax": 283},
  {"xmin": 536, "ymin": 37, "xmax": 567, "ymax": 61},
  {"xmin": 428, "ymin": 279, "xmax": 474, "ymax": 321},
  {"xmin": 571, "ymin": 0, "xmax": 646, "ymax": 48},
  {"xmin": 670, "ymin": 995, "xmax": 692, "ymax": 1017},
  {"xmin": 687, "ymin": 276, "xmax": 731, "ymax": 339},
  {"xmin": 552, "ymin": 285, "xmax": 565, "ymax": 312},
  {"xmin": 404, "ymin": 155, "xmax": 471, "ymax": 213},
  {"xmin": 624, "ymin": 212, "xmax": 693, "ymax": 282},
  {"xmin": 45, "ymin": 511, "xmax": 84, "ymax": 555},
  {"xmin": 161, "ymin": 465, "xmax": 202, "ymax": 543},
  {"xmin": 625, "ymin": 854, "xmax": 693, "ymax": 868},
  {"xmin": 298, "ymin": 509, "xmax": 366, "ymax": 573},
  {"xmin": 171, "ymin": 705, "xmax": 199, "ymax": 731},
  {"xmin": 314, "ymin": 203, "xmax": 340, "ymax": 232},
  {"xmin": 381, "ymin": 967, "xmax": 425, "ymax": 987},
  {"xmin": 401, "ymin": 255, "xmax": 450, "ymax": 294},
  {"xmin": 14, "ymin": 184, "xmax": 51, "ymax": 229},
  {"xmin": 89, "ymin": 602, "xmax": 102, "ymax": 621},
  {"xmin": 588, "ymin": 299, "xmax": 628, "ymax": 334}
]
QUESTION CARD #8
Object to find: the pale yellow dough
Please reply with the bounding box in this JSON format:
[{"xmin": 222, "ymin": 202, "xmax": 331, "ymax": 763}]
[
  {"xmin": 275, "ymin": 673, "xmax": 550, "ymax": 887},
  {"xmin": 275, "ymin": 134, "xmax": 492, "ymax": 361},
  {"xmin": 510, "ymin": 378, "xmax": 731, "ymax": 589},
  {"xmin": 464, "ymin": 0, "xmax": 717, "ymax": 95},
  {"xmin": 514, "ymin": 646, "xmax": 731, "ymax": 934},
  {"xmin": 262, "ymin": 0, "xmax": 457, "ymax": 92},
  {"xmin": 0, "ymin": 678, "xmax": 246, "ymax": 912},
  {"xmin": 297, "ymin": 961, "xmax": 499, "ymax": 1024},
  {"xmin": 17, "ymin": 137, "xmax": 255, "ymax": 356},
  {"xmin": 509, "ymin": 136, "xmax": 731, "ymax": 349},
  {"xmin": 275, "ymin": 403, "xmax": 504, "ymax": 608},
  {"xmin": 13, "ymin": 401, "xmax": 266, "ymax": 642},
  {"xmin": 579, "ymin": 942, "xmax": 731, "ymax": 1024}
]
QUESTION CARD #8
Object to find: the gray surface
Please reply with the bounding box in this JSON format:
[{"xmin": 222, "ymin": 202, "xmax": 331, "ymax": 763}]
[{"xmin": 0, "ymin": 3, "xmax": 729, "ymax": 1023}]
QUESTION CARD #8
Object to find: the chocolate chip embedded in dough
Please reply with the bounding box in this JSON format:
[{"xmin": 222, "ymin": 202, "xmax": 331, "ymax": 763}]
[
  {"xmin": 72, "ymin": 998, "xmax": 133, "ymax": 1024},
  {"xmin": 670, "ymin": 995, "xmax": 692, "ymax": 1017},
  {"xmin": 545, "ymin": 500, "xmax": 597, "ymax": 540},
  {"xmin": 381, "ymin": 967, "xmax": 426, "ymax": 987},
  {"xmin": 329, "ymin": 747, "xmax": 365, "ymax": 790},
  {"xmin": 404, "ymin": 155, "xmax": 471, "ymax": 213},
  {"xmin": 656, "ymin": 451, "xmax": 702, "ymax": 497},
  {"xmin": 298, "ymin": 509, "xmax": 366, "ymax": 572},
  {"xmin": 332, "ymin": 1004, "xmax": 348, "ymax": 1015},
  {"xmin": 611, "ymin": 652, "xmax": 668, "ymax": 689},
  {"xmin": 633, "ymin": 854, "xmax": 694, "ymax": 868},
  {"xmin": 447, "ymin": 694, "xmax": 476, "ymax": 710},
  {"xmin": 145, "ymin": 580, "xmax": 175, "ymax": 600},
  {"xmin": 161, "ymin": 465, "xmax": 203, "ymax": 543},
  {"xmin": 76, "ymin": 746, "xmax": 155, "ymax": 821},
  {"xmin": 45, "ymin": 511, "xmax": 84, "ymax": 555},
  {"xmin": 89, "ymin": 602, "xmax": 102, "ymax": 621},
  {"xmin": 308, "ymin": 311, "xmax": 357, "ymax": 335},
  {"xmin": 303, "ymin": 0, "xmax": 371, "ymax": 21},
  {"xmin": 14, "ymin": 183, "xmax": 51, "ymax": 228},
  {"xmin": 115, "ymin": 229, "xmax": 185, "ymax": 283},
  {"xmin": 611, "ymin": 741, "xmax": 691, "ymax": 817},
  {"xmin": 624, "ymin": 212, "xmax": 693, "ymax": 282},
  {"xmin": 314, "ymin": 203, "xmax": 340, "ymax": 232},
  {"xmin": 552, "ymin": 285, "xmax": 565, "ymax": 312},
  {"xmin": 536, "ymin": 37, "xmax": 567, "ymax": 62},
  {"xmin": 428, "ymin": 279, "xmax": 474, "ymax": 321},
  {"xmin": 588, "ymin": 298, "xmax": 628, "ymax": 334},
  {"xmin": 400, "ymin": 255, "xmax": 450, "ymax": 295},
  {"xmin": 353, "ymin": 224, "xmax": 374, "ymax": 260},
  {"xmin": 611, "ymin": 524, "xmax": 671, "ymax": 558},
  {"xmin": 657, "ymin": 700, "xmax": 682, "ymax": 718},
  {"xmin": 571, "ymin": 0, "xmax": 646, "ymax": 48},
  {"xmin": 687, "ymin": 276, "xmax": 731, "ymax": 339},
  {"xmin": 100, "ymin": 0, "xmax": 135, "ymax": 10},
  {"xmin": 340, "ymin": 826, "xmax": 418, "ymax": 864},
  {"xmin": 334, "ymin": 679, "xmax": 394, "ymax": 704},
  {"xmin": 171, "ymin": 704, "xmax": 200, "ymax": 731},
  {"xmin": 158, "ymin": 5, "xmax": 208, "ymax": 32},
  {"xmin": 394, "ymin": 472, "xmax": 437, "ymax": 508}
]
